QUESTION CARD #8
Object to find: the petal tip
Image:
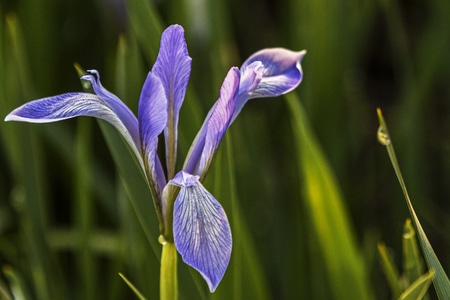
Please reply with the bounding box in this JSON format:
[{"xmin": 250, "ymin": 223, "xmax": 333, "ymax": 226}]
[
  {"xmin": 4, "ymin": 113, "xmax": 28, "ymax": 123},
  {"xmin": 297, "ymin": 49, "xmax": 307, "ymax": 62},
  {"xmin": 4, "ymin": 113, "xmax": 14, "ymax": 122}
]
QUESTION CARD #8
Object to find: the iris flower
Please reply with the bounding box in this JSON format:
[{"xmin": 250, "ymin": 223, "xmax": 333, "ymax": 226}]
[{"xmin": 5, "ymin": 24, "xmax": 305, "ymax": 292}]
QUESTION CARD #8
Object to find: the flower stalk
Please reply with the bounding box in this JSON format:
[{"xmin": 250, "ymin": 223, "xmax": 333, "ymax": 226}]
[{"xmin": 160, "ymin": 242, "xmax": 178, "ymax": 300}]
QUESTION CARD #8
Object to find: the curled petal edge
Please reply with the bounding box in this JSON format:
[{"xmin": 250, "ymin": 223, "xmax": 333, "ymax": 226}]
[
  {"xmin": 233, "ymin": 48, "xmax": 306, "ymax": 122},
  {"xmin": 82, "ymin": 70, "xmax": 141, "ymax": 149}
]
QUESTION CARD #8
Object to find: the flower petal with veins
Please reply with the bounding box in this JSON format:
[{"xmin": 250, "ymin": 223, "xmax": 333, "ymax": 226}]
[
  {"xmin": 183, "ymin": 67, "xmax": 240, "ymax": 177},
  {"xmin": 4, "ymin": 92, "xmax": 142, "ymax": 165},
  {"xmin": 152, "ymin": 24, "xmax": 192, "ymax": 174},
  {"xmin": 171, "ymin": 171, "xmax": 232, "ymax": 292},
  {"xmin": 138, "ymin": 72, "xmax": 169, "ymax": 195}
]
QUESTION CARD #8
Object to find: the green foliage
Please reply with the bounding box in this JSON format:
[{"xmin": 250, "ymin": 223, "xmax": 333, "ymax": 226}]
[
  {"xmin": 288, "ymin": 94, "xmax": 373, "ymax": 299},
  {"xmin": 378, "ymin": 219, "xmax": 433, "ymax": 300},
  {"xmin": 1, "ymin": 0, "xmax": 449, "ymax": 299},
  {"xmin": 378, "ymin": 110, "xmax": 450, "ymax": 299}
]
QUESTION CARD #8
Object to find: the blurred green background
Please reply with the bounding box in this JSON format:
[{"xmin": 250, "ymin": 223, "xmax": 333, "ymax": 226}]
[{"xmin": 0, "ymin": 0, "xmax": 450, "ymax": 299}]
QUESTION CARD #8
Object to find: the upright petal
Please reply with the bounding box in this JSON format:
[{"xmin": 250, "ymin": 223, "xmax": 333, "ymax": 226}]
[
  {"xmin": 183, "ymin": 67, "xmax": 240, "ymax": 178},
  {"xmin": 170, "ymin": 171, "xmax": 232, "ymax": 292},
  {"xmin": 4, "ymin": 93, "xmax": 143, "ymax": 165},
  {"xmin": 152, "ymin": 24, "xmax": 192, "ymax": 177},
  {"xmin": 82, "ymin": 70, "xmax": 141, "ymax": 149},
  {"xmin": 138, "ymin": 72, "xmax": 168, "ymax": 195},
  {"xmin": 233, "ymin": 48, "xmax": 306, "ymax": 122}
]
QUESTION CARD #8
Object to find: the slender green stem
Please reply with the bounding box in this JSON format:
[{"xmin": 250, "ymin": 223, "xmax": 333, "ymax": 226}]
[
  {"xmin": 160, "ymin": 242, "xmax": 178, "ymax": 300},
  {"xmin": 159, "ymin": 183, "xmax": 180, "ymax": 299},
  {"xmin": 161, "ymin": 184, "xmax": 180, "ymax": 241}
]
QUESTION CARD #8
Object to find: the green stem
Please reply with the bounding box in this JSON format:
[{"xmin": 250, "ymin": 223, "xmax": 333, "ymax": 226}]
[
  {"xmin": 159, "ymin": 183, "xmax": 180, "ymax": 300},
  {"xmin": 160, "ymin": 242, "xmax": 178, "ymax": 300}
]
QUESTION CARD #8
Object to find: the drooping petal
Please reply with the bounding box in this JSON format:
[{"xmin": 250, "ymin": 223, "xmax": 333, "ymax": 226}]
[
  {"xmin": 4, "ymin": 93, "xmax": 143, "ymax": 166},
  {"xmin": 152, "ymin": 24, "xmax": 192, "ymax": 176},
  {"xmin": 233, "ymin": 48, "xmax": 306, "ymax": 122},
  {"xmin": 171, "ymin": 171, "xmax": 232, "ymax": 292},
  {"xmin": 138, "ymin": 72, "xmax": 168, "ymax": 195},
  {"xmin": 82, "ymin": 70, "xmax": 141, "ymax": 149},
  {"xmin": 183, "ymin": 67, "xmax": 240, "ymax": 178}
]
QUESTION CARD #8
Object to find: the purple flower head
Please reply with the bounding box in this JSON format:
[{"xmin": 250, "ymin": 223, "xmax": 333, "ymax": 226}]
[{"xmin": 4, "ymin": 24, "xmax": 305, "ymax": 292}]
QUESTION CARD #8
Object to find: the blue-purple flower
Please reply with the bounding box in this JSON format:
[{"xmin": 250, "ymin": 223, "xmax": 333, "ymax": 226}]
[{"xmin": 5, "ymin": 24, "xmax": 305, "ymax": 292}]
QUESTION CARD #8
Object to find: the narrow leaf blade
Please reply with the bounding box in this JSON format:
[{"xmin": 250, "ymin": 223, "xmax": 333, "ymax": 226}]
[
  {"xmin": 377, "ymin": 108, "xmax": 450, "ymax": 299},
  {"xmin": 288, "ymin": 94, "xmax": 373, "ymax": 299}
]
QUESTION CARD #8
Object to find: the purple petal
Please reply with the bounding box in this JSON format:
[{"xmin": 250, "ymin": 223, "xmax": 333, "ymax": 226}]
[
  {"xmin": 171, "ymin": 171, "xmax": 232, "ymax": 292},
  {"xmin": 138, "ymin": 72, "xmax": 168, "ymax": 194},
  {"xmin": 4, "ymin": 93, "xmax": 142, "ymax": 164},
  {"xmin": 82, "ymin": 70, "xmax": 140, "ymax": 149},
  {"xmin": 152, "ymin": 24, "xmax": 192, "ymax": 175},
  {"xmin": 233, "ymin": 48, "xmax": 306, "ymax": 122},
  {"xmin": 183, "ymin": 67, "xmax": 240, "ymax": 178}
]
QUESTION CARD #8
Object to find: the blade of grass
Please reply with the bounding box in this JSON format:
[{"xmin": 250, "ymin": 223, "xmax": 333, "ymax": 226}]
[
  {"xmin": 377, "ymin": 108, "xmax": 450, "ymax": 299},
  {"xmin": 288, "ymin": 93, "xmax": 373, "ymax": 300},
  {"xmin": 399, "ymin": 270, "xmax": 435, "ymax": 300},
  {"xmin": 118, "ymin": 272, "xmax": 147, "ymax": 300},
  {"xmin": 378, "ymin": 242, "xmax": 402, "ymax": 298},
  {"xmin": 97, "ymin": 107, "xmax": 160, "ymax": 256},
  {"xmin": 116, "ymin": 177, "xmax": 159, "ymax": 299},
  {"xmin": 125, "ymin": 0, "xmax": 164, "ymax": 62},
  {"xmin": 74, "ymin": 117, "xmax": 96, "ymax": 300},
  {"xmin": 403, "ymin": 219, "xmax": 425, "ymax": 289}
]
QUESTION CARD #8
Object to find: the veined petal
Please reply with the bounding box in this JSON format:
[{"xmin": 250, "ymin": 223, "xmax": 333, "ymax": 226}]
[
  {"xmin": 152, "ymin": 24, "xmax": 192, "ymax": 176},
  {"xmin": 241, "ymin": 48, "xmax": 306, "ymax": 97},
  {"xmin": 171, "ymin": 171, "xmax": 232, "ymax": 292},
  {"xmin": 82, "ymin": 70, "xmax": 141, "ymax": 149},
  {"xmin": 138, "ymin": 72, "xmax": 168, "ymax": 194},
  {"xmin": 233, "ymin": 48, "xmax": 306, "ymax": 122},
  {"xmin": 183, "ymin": 67, "xmax": 240, "ymax": 178},
  {"xmin": 4, "ymin": 93, "xmax": 143, "ymax": 167}
]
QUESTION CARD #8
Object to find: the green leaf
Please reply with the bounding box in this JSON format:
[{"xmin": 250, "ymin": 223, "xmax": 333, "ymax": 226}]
[
  {"xmin": 119, "ymin": 272, "xmax": 147, "ymax": 300},
  {"xmin": 378, "ymin": 242, "xmax": 402, "ymax": 298},
  {"xmin": 125, "ymin": 0, "xmax": 164, "ymax": 62},
  {"xmin": 377, "ymin": 108, "xmax": 450, "ymax": 299},
  {"xmin": 74, "ymin": 117, "xmax": 96, "ymax": 300},
  {"xmin": 403, "ymin": 219, "xmax": 425, "ymax": 288},
  {"xmin": 399, "ymin": 270, "xmax": 435, "ymax": 300},
  {"xmin": 116, "ymin": 179, "xmax": 159, "ymax": 299},
  {"xmin": 287, "ymin": 94, "xmax": 373, "ymax": 300},
  {"xmin": 98, "ymin": 121, "xmax": 160, "ymax": 256}
]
